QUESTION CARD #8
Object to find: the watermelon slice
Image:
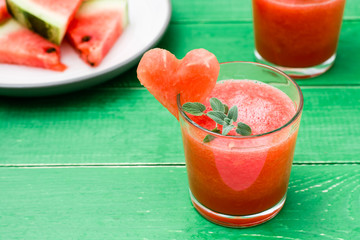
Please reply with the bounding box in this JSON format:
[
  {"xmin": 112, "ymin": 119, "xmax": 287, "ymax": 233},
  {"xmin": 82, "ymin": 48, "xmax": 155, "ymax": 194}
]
[
  {"xmin": 6, "ymin": 0, "xmax": 82, "ymax": 45},
  {"xmin": 137, "ymin": 48, "xmax": 220, "ymax": 119},
  {"xmin": 0, "ymin": 0, "xmax": 10, "ymax": 22},
  {"xmin": 0, "ymin": 19, "xmax": 66, "ymax": 71},
  {"xmin": 66, "ymin": 0, "xmax": 129, "ymax": 67}
]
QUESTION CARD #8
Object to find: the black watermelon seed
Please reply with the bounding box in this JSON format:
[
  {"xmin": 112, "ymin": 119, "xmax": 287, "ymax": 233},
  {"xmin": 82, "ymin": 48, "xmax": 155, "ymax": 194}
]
[
  {"xmin": 82, "ymin": 36, "xmax": 91, "ymax": 42},
  {"xmin": 45, "ymin": 47, "xmax": 56, "ymax": 53}
]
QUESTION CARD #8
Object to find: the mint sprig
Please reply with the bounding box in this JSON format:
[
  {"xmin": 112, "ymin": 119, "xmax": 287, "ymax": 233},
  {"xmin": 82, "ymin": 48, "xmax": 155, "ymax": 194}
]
[
  {"xmin": 182, "ymin": 102, "xmax": 206, "ymax": 116},
  {"xmin": 222, "ymin": 124, "xmax": 235, "ymax": 136},
  {"xmin": 206, "ymin": 111, "xmax": 227, "ymax": 125},
  {"xmin": 227, "ymin": 106, "xmax": 238, "ymax": 122},
  {"xmin": 182, "ymin": 98, "xmax": 253, "ymax": 142},
  {"xmin": 210, "ymin": 98, "xmax": 225, "ymax": 112},
  {"xmin": 203, "ymin": 127, "xmax": 221, "ymax": 143},
  {"xmin": 236, "ymin": 122, "xmax": 252, "ymax": 136}
]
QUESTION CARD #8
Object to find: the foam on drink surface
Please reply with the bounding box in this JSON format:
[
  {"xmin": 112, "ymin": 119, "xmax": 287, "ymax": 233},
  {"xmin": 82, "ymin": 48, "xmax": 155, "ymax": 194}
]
[{"xmin": 191, "ymin": 80, "xmax": 296, "ymax": 135}]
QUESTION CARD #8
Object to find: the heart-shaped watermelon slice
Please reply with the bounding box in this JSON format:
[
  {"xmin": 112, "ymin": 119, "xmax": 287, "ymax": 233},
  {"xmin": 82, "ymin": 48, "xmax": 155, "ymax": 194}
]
[{"xmin": 137, "ymin": 48, "xmax": 220, "ymax": 119}]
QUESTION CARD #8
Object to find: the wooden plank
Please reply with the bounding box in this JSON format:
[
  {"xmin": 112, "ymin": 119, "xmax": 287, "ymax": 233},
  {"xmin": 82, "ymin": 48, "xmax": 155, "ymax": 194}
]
[
  {"xmin": 170, "ymin": 0, "xmax": 360, "ymax": 23},
  {"xmin": 0, "ymin": 88, "xmax": 182, "ymax": 165},
  {"xmin": 0, "ymin": 87, "xmax": 359, "ymax": 165},
  {"xmin": 297, "ymin": 87, "xmax": 360, "ymax": 163},
  {"xmin": 0, "ymin": 165, "xmax": 358, "ymax": 239},
  {"xmin": 105, "ymin": 20, "xmax": 360, "ymax": 88}
]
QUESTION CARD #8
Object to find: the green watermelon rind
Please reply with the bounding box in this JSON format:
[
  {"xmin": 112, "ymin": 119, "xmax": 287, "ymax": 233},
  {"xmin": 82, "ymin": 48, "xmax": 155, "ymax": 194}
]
[
  {"xmin": 0, "ymin": 18, "xmax": 22, "ymax": 35},
  {"xmin": 6, "ymin": 0, "xmax": 67, "ymax": 45},
  {"xmin": 78, "ymin": 0, "xmax": 129, "ymax": 28},
  {"xmin": 119, "ymin": 0, "xmax": 129, "ymax": 28}
]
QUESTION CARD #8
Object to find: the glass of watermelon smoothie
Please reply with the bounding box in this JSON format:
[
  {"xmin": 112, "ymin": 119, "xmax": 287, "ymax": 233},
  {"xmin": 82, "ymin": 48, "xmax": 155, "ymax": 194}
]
[
  {"xmin": 177, "ymin": 62, "xmax": 303, "ymax": 227},
  {"xmin": 252, "ymin": 0, "xmax": 346, "ymax": 79}
]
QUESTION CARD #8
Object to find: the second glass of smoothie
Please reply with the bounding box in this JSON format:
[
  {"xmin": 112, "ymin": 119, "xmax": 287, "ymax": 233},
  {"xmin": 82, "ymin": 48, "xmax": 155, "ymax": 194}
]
[
  {"xmin": 252, "ymin": 0, "xmax": 346, "ymax": 79},
  {"xmin": 178, "ymin": 62, "xmax": 303, "ymax": 227}
]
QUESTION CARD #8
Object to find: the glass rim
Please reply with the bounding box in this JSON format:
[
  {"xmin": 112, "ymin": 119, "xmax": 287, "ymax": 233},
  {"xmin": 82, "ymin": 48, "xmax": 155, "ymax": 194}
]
[{"xmin": 177, "ymin": 61, "xmax": 304, "ymax": 139}]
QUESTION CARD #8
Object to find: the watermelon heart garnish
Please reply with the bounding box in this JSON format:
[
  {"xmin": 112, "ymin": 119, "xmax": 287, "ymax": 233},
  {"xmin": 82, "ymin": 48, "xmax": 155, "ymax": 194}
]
[{"xmin": 137, "ymin": 48, "xmax": 220, "ymax": 119}]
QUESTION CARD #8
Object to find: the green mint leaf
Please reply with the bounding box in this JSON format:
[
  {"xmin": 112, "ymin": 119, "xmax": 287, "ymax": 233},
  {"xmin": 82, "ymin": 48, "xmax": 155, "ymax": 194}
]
[
  {"xmin": 236, "ymin": 122, "xmax": 252, "ymax": 136},
  {"xmin": 227, "ymin": 105, "xmax": 238, "ymax": 122},
  {"xmin": 182, "ymin": 102, "xmax": 206, "ymax": 116},
  {"xmin": 222, "ymin": 124, "xmax": 235, "ymax": 136},
  {"xmin": 224, "ymin": 104, "xmax": 229, "ymax": 114},
  {"xmin": 206, "ymin": 111, "xmax": 227, "ymax": 125},
  {"xmin": 203, "ymin": 127, "xmax": 221, "ymax": 143},
  {"xmin": 211, "ymin": 127, "xmax": 221, "ymax": 134},
  {"xmin": 203, "ymin": 134, "xmax": 215, "ymax": 143},
  {"xmin": 224, "ymin": 117, "xmax": 232, "ymax": 125},
  {"xmin": 210, "ymin": 98, "xmax": 225, "ymax": 113}
]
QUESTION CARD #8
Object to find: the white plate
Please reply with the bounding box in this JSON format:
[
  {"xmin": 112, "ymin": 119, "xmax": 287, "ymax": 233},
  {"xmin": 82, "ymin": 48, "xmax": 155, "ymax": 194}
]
[{"xmin": 0, "ymin": 0, "xmax": 171, "ymax": 96}]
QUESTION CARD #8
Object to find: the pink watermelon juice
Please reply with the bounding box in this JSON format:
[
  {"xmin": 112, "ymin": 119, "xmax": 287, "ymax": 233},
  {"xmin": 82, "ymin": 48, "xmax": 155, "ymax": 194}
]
[
  {"xmin": 253, "ymin": 0, "xmax": 345, "ymax": 73},
  {"xmin": 178, "ymin": 62, "xmax": 303, "ymax": 227}
]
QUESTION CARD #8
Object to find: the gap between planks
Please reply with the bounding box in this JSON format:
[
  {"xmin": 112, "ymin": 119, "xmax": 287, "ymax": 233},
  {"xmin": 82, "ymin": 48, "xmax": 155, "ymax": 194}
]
[
  {"xmin": 170, "ymin": 17, "xmax": 360, "ymax": 25},
  {"xmin": 0, "ymin": 161, "xmax": 359, "ymax": 169}
]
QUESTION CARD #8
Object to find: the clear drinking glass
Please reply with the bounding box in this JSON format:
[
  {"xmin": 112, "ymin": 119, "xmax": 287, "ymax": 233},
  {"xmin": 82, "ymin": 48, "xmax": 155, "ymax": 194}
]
[
  {"xmin": 253, "ymin": 0, "xmax": 346, "ymax": 79},
  {"xmin": 177, "ymin": 62, "xmax": 304, "ymax": 227}
]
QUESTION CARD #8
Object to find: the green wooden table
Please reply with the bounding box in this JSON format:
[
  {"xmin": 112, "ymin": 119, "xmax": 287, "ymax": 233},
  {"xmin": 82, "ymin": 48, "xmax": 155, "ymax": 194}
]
[{"xmin": 1, "ymin": 1, "xmax": 359, "ymax": 239}]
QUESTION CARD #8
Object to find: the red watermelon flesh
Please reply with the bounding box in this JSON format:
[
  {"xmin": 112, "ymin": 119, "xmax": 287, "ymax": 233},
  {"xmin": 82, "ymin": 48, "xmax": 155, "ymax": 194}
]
[
  {"xmin": 137, "ymin": 48, "xmax": 220, "ymax": 119},
  {"xmin": 0, "ymin": 19, "xmax": 66, "ymax": 71},
  {"xmin": 66, "ymin": 0, "xmax": 129, "ymax": 67},
  {"xmin": 0, "ymin": 0, "xmax": 10, "ymax": 22}
]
